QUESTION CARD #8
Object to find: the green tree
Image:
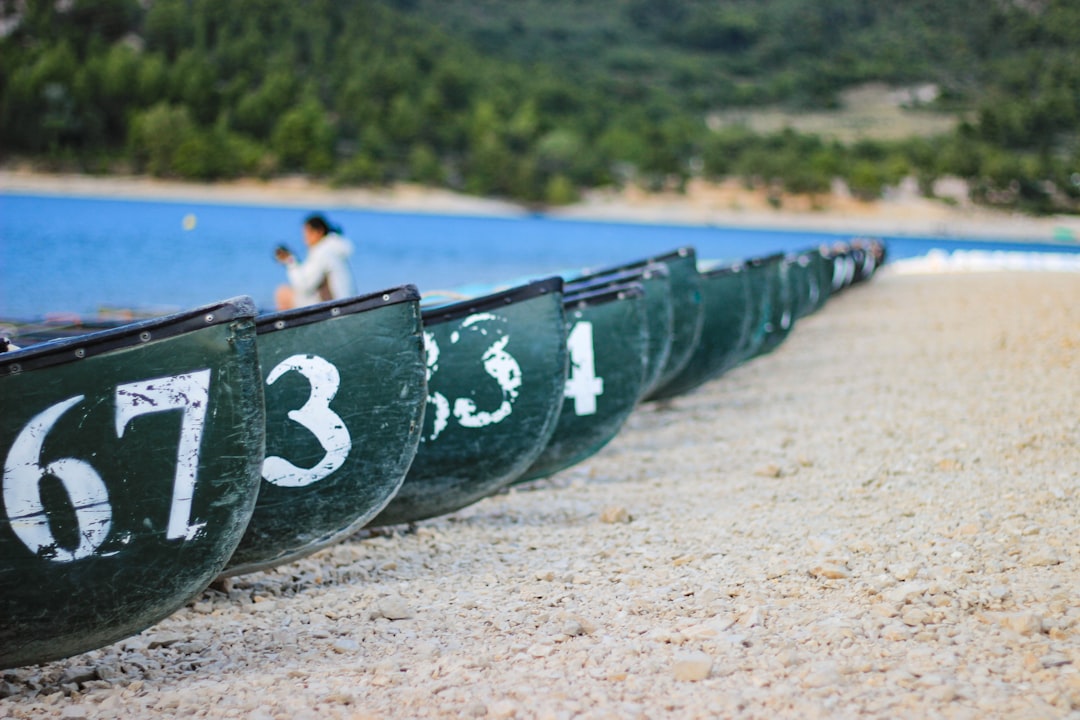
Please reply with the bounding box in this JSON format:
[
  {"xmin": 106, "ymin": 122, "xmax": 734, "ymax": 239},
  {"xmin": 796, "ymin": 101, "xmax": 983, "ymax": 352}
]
[
  {"xmin": 271, "ymin": 98, "xmax": 334, "ymax": 174},
  {"xmin": 129, "ymin": 102, "xmax": 196, "ymax": 175}
]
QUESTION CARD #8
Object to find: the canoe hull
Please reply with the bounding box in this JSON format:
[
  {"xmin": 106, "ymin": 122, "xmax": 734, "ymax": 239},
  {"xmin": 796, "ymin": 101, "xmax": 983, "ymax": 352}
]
[
  {"xmin": 223, "ymin": 287, "xmax": 427, "ymax": 576},
  {"xmin": 369, "ymin": 279, "xmax": 568, "ymax": 526},
  {"xmin": 638, "ymin": 248, "xmax": 704, "ymax": 399},
  {"xmin": 565, "ymin": 265, "xmax": 673, "ymax": 398},
  {"xmin": 518, "ymin": 284, "xmax": 648, "ymax": 482},
  {"xmin": 0, "ymin": 299, "xmax": 264, "ymax": 669},
  {"xmin": 647, "ymin": 264, "xmax": 753, "ymax": 400}
]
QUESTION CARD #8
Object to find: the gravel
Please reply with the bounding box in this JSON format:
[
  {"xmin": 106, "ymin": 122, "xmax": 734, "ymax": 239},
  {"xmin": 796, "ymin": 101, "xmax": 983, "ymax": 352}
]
[{"xmin": 2, "ymin": 270, "xmax": 1077, "ymax": 719}]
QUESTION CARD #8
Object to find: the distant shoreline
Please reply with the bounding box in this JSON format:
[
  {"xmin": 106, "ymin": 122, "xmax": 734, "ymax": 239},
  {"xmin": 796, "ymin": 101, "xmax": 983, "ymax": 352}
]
[{"xmin": 3, "ymin": 169, "xmax": 1079, "ymax": 244}]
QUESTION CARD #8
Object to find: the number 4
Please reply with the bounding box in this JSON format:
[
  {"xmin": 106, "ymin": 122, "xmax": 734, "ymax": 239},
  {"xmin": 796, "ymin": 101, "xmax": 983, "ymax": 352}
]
[{"xmin": 564, "ymin": 321, "xmax": 603, "ymax": 416}]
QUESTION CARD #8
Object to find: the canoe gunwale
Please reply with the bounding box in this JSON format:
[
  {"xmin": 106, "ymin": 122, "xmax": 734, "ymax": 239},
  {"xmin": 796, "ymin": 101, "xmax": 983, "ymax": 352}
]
[
  {"xmin": 563, "ymin": 282, "xmax": 645, "ymax": 309},
  {"xmin": 256, "ymin": 285, "xmax": 420, "ymax": 334},
  {"xmin": 565, "ymin": 263, "xmax": 669, "ymax": 294},
  {"xmin": 421, "ymin": 276, "xmax": 563, "ymax": 326},
  {"xmin": 746, "ymin": 252, "xmax": 786, "ymax": 267},
  {"xmin": 701, "ymin": 261, "xmax": 745, "ymax": 279},
  {"xmin": 577, "ymin": 247, "xmax": 694, "ymax": 278},
  {"xmin": 0, "ymin": 296, "xmax": 256, "ymax": 375}
]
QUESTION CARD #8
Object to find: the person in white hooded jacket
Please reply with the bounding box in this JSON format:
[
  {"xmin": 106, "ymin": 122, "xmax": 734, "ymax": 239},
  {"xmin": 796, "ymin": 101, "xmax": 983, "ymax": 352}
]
[{"xmin": 274, "ymin": 213, "xmax": 356, "ymax": 310}]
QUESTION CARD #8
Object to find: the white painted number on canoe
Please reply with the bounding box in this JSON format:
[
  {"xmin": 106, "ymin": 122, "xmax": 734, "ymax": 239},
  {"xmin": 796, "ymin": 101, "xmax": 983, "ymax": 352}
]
[
  {"xmin": 3, "ymin": 396, "xmax": 111, "ymax": 562},
  {"xmin": 424, "ymin": 313, "xmax": 522, "ymax": 441},
  {"xmin": 261, "ymin": 354, "xmax": 352, "ymax": 488},
  {"xmin": 116, "ymin": 370, "xmax": 212, "ymax": 540},
  {"xmin": 564, "ymin": 321, "xmax": 603, "ymax": 416},
  {"xmin": 2, "ymin": 370, "xmax": 213, "ymax": 562}
]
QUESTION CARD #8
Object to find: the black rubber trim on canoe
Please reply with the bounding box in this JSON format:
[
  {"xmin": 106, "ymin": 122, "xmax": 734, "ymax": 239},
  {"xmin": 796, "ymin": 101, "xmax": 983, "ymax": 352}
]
[
  {"xmin": 564, "ymin": 263, "xmax": 668, "ymax": 294},
  {"xmin": 257, "ymin": 284, "xmax": 420, "ymax": 334},
  {"xmin": 1, "ymin": 296, "xmax": 257, "ymax": 376},
  {"xmin": 421, "ymin": 276, "xmax": 564, "ymax": 326},
  {"xmin": 745, "ymin": 252, "xmax": 785, "ymax": 267},
  {"xmin": 563, "ymin": 282, "xmax": 644, "ymax": 310}
]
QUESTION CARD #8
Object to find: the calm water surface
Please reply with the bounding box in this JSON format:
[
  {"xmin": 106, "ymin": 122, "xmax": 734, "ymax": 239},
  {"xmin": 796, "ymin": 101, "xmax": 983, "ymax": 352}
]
[{"xmin": 2, "ymin": 193, "xmax": 1077, "ymax": 319}]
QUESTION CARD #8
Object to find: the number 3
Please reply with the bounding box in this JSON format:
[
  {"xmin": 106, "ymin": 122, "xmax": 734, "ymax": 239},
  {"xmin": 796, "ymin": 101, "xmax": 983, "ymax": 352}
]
[{"xmin": 261, "ymin": 354, "xmax": 351, "ymax": 488}]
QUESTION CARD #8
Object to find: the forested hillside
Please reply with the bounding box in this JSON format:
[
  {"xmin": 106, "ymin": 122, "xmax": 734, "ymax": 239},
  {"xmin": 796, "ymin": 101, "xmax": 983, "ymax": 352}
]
[{"xmin": 2, "ymin": 0, "xmax": 1078, "ymax": 212}]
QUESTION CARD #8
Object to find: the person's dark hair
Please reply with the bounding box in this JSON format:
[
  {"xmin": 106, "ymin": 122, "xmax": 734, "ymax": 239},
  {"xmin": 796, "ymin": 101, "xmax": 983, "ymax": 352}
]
[{"xmin": 304, "ymin": 213, "xmax": 342, "ymax": 236}]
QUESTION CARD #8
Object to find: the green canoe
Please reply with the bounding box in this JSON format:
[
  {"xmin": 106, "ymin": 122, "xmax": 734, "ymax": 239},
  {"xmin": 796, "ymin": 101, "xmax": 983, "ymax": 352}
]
[
  {"xmin": 829, "ymin": 243, "xmax": 857, "ymax": 292},
  {"xmin": 368, "ymin": 277, "xmax": 568, "ymax": 526},
  {"xmin": 786, "ymin": 252, "xmax": 813, "ymax": 322},
  {"xmin": 794, "ymin": 246, "xmax": 832, "ymax": 317},
  {"xmin": 564, "ymin": 263, "xmax": 673, "ymax": 397},
  {"xmin": 755, "ymin": 253, "xmax": 796, "ymax": 357},
  {"xmin": 222, "ymin": 286, "xmax": 427, "ymax": 576},
  {"xmin": 569, "ymin": 248, "xmax": 700, "ymax": 400},
  {"xmin": 0, "ymin": 298, "xmax": 264, "ymax": 669},
  {"xmin": 647, "ymin": 261, "xmax": 754, "ymax": 400},
  {"xmin": 849, "ymin": 237, "xmax": 887, "ymax": 284},
  {"xmin": 738, "ymin": 253, "xmax": 785, "ymax": 362},
  {"xmin": 516, "ymin": 282, "xmax": 649, "ymax": 482},
  {"xmin": 786, "ymin": 248, "xmax": 832, "ymax": 322}
]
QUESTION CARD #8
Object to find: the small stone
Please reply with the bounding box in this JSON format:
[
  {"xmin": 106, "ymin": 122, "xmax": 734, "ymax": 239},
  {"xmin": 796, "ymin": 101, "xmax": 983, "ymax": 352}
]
[
  {"xmin": 1040, "ymin": 653, "xmax": 1072, "ymax": 669},
  {"xmin": 888, "ymin": 564, "xmax": 920, "ymax": 581},
  {"xmin": 172, "ymin": 641, "xmax": 210, "ymax": 655},
  {"xmin": 882, "ymin": 624, "xmax": 913, "ymax": 641},
  {"xmin": 901, "ymin": 608, "xmax": 930, "ymax": 626},
  {"xmin": 810, "ymin": 564, "xmax": 850, "ymax": 580},
  {"xmin": 998, "ymin": 612, "xmax": 1043, "ymax": 636},
  {"xmin": 323, "ymin": 693, "xmax": 356, "ymax": 705},
  {"xmin": 883, "ymin": 582, "xmax": 928, "ymax": 605},
  {"xmin": 755, "ymin": 464, "xmax": 783, "ymax": 478},
  {"xmin": 800, "ymin": 662, "xmax": 842, "ymax": 689},
  {"xmin": 60, "ymin": 707, "xmax": 88, "ymax": 720},
  {"xmin": 489, "ymin": 700, "xmax": 519, "ymax": 719},
  {"xmin": 464, "ymin": 702, "xmax": 488, "ymax": 717},
  {"xmin": 331, "ymin": 638, "xmax": 360, "ymax": 653},
  {"xmin": 599, "ymin": 506, "xmax": 631, "ymax": 524},
  {"xmin": 146, "ymin": 632, "xmax": 185, "ymax": 649},
  {"xmin": 94, "ymin": 664, "xmax": 123, "ymax": 682},
  {"xmin": 59, "ymin": 666, "xmax": 97, "ymax": 685},
  {"xmin": 1025, "ymin": 549, "xmax": 1062, "ymax": 567},
  {"xmin": 672, "ymin": 652, "xmax": 712, "ymax": 681},
  {"xmin": 872, "ymin": 603, "xmax": 898, "ymax": 618},
  {"xmin": 370, "ymin": 595, "xmax": 413, "ymax": 621}
]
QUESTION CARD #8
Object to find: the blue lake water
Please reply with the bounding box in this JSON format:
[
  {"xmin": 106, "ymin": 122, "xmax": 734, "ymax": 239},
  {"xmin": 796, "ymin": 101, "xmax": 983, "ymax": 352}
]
[{"xmin": 2, "ymin": 192, "xmax": 1078, "ymax": 319}]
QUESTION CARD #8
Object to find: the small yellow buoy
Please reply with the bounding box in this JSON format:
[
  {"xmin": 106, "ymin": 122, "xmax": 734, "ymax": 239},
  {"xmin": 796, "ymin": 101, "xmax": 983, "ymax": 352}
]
[{"xmin": 182, "ymin": 213, "xmax": 197, "ymax": 231}]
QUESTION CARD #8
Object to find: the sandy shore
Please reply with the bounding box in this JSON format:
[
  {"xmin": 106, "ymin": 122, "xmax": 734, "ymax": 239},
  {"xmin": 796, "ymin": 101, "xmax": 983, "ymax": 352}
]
[
  {"xmin": 1, "ymin": 268, "xmax": 1077, "ymax": 719},
  {"xmin": 3, "ymin": 169, "xmax": 1080, "ymax": 242}
]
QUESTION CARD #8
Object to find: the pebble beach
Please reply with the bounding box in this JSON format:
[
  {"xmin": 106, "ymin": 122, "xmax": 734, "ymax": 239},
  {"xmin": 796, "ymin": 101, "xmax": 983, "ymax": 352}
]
[{"xmin": 1, "ymin": 265, "xmax": 1077, "ymax": 718}]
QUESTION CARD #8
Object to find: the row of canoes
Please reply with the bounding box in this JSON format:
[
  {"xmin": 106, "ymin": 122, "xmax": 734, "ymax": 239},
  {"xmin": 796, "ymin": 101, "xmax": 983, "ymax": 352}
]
[{"xmin": 0, "ymin": 237, "xmax": 886, "ymax": 669}]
